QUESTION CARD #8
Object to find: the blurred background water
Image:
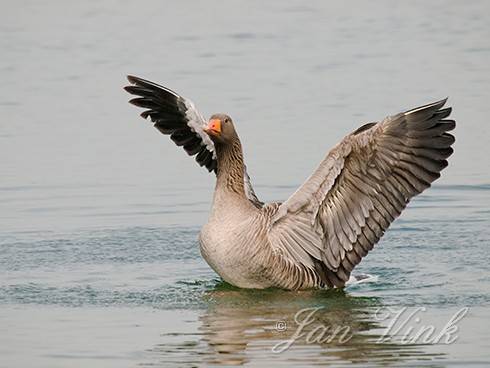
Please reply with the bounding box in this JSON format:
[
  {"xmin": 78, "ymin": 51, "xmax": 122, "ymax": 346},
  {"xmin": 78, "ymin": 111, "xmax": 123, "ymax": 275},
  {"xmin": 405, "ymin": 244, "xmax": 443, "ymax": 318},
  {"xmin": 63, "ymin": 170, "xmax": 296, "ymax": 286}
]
[{"xmin": 1, "ymin": 0, "xmax": 489, "ymax": 367}]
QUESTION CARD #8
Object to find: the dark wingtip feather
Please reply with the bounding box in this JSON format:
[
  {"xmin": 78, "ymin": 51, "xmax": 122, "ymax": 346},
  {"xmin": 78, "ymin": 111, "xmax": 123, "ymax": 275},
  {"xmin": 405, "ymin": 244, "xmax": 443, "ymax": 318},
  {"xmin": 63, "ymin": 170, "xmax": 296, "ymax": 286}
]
[
  {"xmin": 441, "ymin": 119, "xmax": 456, "ymax": 132},
  {"xmin": 406, "ymin": 98, "xmax": 448, "ymax": 115},
  {"xmin": 435, "ymin": 107, "xmax": 452, "ymax": 120},
  {"xmin": 434, "ymin": 97, "xmax": 449, "ymax": 108},
  {"xmin": 124, "ymin": 85, "xmax": 147, "ymax": 96},
  {"xmin": 127, "ymin": 75, "xmax": 139, "ymax": 84},
  {"xmin": 140, "ymin": 111, "xmax": 151, "ymax": 119},
  {"xmin": 125, "ymin": 75, "xmax": 178, "ymax": 97},
  {"xmin": 436, "ymin": 147, "xmax": 454, "ymax": 159},
  {"xmin": 129, "ymin": 97, "xmax": 154, "ymax": 108},
  {"xmin": 443, "ymin": 133, "xmax": 456, "ymax": 145},
  {"xmin": 127, "ymin": 75, "xmax": 155, "ymax": 89},
  {"xmin": 422, "ymin": 98, "xmax": 448, "ymax": 111}
]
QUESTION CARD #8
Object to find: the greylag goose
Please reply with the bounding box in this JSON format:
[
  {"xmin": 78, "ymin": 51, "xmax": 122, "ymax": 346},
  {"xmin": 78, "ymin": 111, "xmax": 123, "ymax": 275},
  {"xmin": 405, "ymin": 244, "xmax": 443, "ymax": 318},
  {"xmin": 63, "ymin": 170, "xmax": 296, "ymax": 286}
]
[{"xmin": 124, "ymin": 75, "xmax": 455, "ymax": 290}]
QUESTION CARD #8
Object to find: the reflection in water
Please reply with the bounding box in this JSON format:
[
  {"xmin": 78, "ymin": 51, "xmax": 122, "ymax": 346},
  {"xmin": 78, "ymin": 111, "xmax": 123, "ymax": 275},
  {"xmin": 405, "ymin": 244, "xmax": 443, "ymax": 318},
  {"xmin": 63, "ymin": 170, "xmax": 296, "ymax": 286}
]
[{"xmin": 152, "ymin": 286, "xmax": 445, "ymax": 367}]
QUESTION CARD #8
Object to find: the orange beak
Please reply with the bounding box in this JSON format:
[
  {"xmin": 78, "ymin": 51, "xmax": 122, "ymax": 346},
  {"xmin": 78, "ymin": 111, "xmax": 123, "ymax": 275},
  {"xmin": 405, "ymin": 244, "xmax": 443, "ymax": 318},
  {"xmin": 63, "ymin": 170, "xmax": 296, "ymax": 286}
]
[{"xmin": 204, "ymin": 118, "xmax": 221, "ymax": 136}]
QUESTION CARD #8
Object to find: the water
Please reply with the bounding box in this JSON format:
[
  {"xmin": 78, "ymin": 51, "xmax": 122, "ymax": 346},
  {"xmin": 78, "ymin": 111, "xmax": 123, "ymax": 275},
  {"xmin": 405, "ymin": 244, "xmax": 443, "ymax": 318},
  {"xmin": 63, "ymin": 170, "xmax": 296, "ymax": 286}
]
[{"xmin": 1, "ymin": 1, "xmax": 490, "ymax": 366}]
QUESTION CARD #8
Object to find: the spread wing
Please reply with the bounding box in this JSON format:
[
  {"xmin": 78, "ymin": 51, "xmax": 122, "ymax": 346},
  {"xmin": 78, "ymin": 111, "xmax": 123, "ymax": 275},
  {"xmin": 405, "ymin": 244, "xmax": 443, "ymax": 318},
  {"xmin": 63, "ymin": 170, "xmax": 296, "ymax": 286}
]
[
  {"xmin": 124, "ymin": 75, "xmax": 262, "ymax": 207},
  {"xmin": 125, "ymin": 75, "xmax": 217, "ymax": 172},
  {"xmin": 268, "ymin": 99, "xmax": 455, "ymax": 287}
]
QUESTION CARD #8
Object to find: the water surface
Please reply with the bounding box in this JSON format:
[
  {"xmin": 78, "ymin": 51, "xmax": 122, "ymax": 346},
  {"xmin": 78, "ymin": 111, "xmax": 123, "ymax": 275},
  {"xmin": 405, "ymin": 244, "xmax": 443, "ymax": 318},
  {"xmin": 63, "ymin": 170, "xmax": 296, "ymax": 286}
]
[{"xmin": 1, "ymin": 1, "xmax": 490, "ymax": 367}]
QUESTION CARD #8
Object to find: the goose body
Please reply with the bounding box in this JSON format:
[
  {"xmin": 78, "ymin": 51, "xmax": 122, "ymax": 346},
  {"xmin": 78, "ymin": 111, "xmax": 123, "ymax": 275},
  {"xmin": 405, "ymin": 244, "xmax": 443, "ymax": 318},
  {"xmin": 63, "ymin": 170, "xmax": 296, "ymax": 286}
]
[{"xmin": 125, "ymin": 76, "xmax": 456, "ymax": 290}]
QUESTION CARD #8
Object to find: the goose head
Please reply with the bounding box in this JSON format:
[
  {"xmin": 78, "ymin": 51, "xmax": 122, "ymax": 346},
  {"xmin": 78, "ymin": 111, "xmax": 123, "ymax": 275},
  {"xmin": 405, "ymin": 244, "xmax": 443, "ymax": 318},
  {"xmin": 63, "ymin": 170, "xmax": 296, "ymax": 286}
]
[{"xmin": 204, "ymin": 113, "xmax": 238, "ymax": 144}]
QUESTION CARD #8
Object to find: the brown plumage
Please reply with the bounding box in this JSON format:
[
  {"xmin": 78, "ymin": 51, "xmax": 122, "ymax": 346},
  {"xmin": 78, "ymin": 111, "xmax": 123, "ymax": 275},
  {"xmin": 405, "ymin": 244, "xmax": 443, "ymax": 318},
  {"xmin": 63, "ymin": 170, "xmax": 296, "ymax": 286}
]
[{"xmin": 125, "ymin": 75, "xmax": 455, "ymax": 290}]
